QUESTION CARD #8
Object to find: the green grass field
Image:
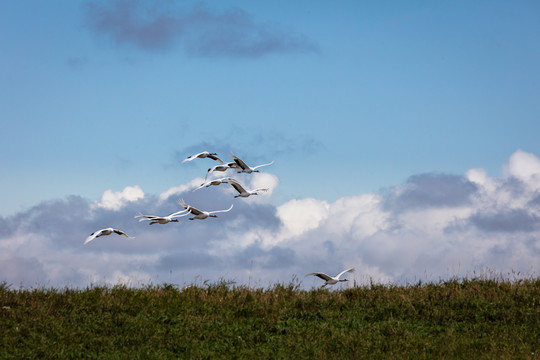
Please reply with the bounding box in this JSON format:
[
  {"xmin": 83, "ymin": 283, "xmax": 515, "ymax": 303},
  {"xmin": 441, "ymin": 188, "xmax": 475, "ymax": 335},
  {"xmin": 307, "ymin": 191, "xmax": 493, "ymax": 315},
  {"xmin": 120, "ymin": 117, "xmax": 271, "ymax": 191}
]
[{"xmin": 1, "ymin": 277, "xmax": 539, "ymax": 359}]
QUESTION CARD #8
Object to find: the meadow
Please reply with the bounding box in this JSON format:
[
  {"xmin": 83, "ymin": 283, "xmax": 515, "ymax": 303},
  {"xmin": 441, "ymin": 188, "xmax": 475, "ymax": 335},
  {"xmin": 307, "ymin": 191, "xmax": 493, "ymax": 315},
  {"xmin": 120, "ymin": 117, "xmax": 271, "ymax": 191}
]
[{"xmin": 1, "ymin": 276, "xmax": 538, "ymax": 359}]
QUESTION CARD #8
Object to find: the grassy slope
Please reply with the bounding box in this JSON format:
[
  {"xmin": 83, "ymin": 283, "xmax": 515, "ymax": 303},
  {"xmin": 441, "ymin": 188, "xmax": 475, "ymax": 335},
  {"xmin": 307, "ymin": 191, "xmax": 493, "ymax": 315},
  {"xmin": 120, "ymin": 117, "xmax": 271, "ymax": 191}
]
[{"xmin": 1, "ymin": 278, "xmax": 539, "ymax": 359}]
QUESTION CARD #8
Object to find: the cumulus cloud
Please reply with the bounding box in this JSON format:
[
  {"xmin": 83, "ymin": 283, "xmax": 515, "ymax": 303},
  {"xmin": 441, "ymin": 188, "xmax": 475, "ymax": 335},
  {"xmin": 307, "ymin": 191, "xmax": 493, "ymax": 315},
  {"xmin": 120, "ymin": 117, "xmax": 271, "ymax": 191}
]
[
  {"xmin": 469, "ymin": 209, "xmax": 539, "ymax": 233},
  {"xmin": 93, "ymin": 185, "xmax": 144, "ymax": 210},
  {"xmin": 277, "ymin": 198, "xmax": 329, "ymax": 238},
  {"xmin": 84, "ymin": 1, "xmax": 317, "ymax": 57},
  {"xmin": 158, "ymin": 178, "xmax": 204, "ymax": 202},
  {"xmin": 503, "ymin": 149, "xmax": 540, "ymax": 185},
  {"xmin": 1, "ymin": 150, "xmax": 539, "ymax": 289},
  {"xmin": 383, "ymin": 173, "xmax": 478, "ymax": 212}
]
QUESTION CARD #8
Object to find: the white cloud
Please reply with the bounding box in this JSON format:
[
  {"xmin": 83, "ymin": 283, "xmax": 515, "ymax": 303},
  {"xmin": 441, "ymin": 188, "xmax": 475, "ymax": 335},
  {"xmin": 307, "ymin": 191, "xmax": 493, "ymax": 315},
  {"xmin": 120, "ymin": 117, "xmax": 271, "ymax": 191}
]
[
  {"xmin": 327, "ymin": 194, "xmax": 386, "ymax": 238},
  {"xmin": 1, "ymin": 150, "xmax": 539, "ymax": 289},
  {"xmin": 250, "ymin": 172, "xmax": 280, "ymax": 193},
  {"xmin": 158, "ymin": 178, "xmax": 204, "ymax": 202},
  {"xmin": 277, "ymin": 198, "xmax": 329, "ymax": 238},
  {"xmin": 93, "ymin": 185, "xmax": 144, "ymax": 211},
  {"xmin": 466, "ymin": 168, "xmax": 488, "ymax": 186},
  {"xmin": 504, "ymin": 149, "xmax": 540, "ymax": 182}
]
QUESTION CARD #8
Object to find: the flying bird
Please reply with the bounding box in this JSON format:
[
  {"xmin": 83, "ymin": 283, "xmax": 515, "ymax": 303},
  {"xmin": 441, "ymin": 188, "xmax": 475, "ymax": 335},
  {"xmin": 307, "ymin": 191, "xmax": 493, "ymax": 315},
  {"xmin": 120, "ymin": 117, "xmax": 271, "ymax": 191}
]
[
  {"xmin": 205, "ymin": 162, "xmax": 239, "ymax": 180},
  {"xmin": 231, "ymin": 153, "xmax": 274, "ymax": 174},
  {"xmin": 84, "ymin": 228, "xmax": 132, "ymax": 245},
  {"xmin": 183, "ymin": 151, "xmax": 224, "ymax": 164},
  {"xmin": 228, "ymin": 179, "xmax": 269, "ymax": 198},
  {"xmin": 179, "ymin": 200, "xmax": 234, "ymax": 220},
  {"xmin": 305, "ymin": 268, "xmax": 355, "ymax": 288},
  {"xmin": 134, "ymin": 209, "xmax": 189, "ymax": 225},
  {"xmin": 193, "ymin": 177, "xmax": 236, "ymax": 191}
]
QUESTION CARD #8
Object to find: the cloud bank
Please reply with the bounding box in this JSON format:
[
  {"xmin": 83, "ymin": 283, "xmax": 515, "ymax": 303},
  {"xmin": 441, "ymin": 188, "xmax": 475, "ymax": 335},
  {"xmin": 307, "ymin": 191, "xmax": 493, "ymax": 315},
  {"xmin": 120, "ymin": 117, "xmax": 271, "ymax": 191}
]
[
  {"xmin": 1, "ymin": 150, "xmax": 539, "ymax": 289},
  {"xmin": 84, "ymin": 1, "xmax": 317, "ymax": 57}
]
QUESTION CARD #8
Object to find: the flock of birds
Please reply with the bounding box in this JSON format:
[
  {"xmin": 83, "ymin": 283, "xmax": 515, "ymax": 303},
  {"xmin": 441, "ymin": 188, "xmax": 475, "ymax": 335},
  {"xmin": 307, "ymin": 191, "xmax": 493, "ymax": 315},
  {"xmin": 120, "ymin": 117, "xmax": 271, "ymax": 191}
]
[{"xmin": 83, "ymin": 150, "xmax": 354, "ymax": 288}]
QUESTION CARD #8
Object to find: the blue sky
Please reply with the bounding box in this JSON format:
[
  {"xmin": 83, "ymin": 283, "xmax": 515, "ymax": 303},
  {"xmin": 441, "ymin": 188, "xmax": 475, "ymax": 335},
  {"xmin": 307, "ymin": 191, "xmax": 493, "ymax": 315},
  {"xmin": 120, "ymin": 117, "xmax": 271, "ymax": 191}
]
[{"xmin": 1, "ymin": 1, "xmax": 539, "ymax": 288}]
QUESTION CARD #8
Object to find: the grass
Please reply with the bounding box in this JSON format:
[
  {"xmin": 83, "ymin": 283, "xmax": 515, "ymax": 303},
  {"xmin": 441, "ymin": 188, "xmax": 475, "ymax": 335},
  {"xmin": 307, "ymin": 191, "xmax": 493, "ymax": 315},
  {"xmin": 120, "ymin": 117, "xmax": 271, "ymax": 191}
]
[{"xmin": 1, "ymin": 277, "xmax": 539, "ymax": 359}]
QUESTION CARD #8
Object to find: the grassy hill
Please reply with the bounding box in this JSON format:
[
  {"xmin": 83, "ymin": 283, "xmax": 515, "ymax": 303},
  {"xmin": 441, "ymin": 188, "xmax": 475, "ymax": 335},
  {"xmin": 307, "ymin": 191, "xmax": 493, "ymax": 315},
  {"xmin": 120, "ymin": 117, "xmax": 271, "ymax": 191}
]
[{"xmin": 1, "ymin": 277, "xmax": 539, "ymax": 359}]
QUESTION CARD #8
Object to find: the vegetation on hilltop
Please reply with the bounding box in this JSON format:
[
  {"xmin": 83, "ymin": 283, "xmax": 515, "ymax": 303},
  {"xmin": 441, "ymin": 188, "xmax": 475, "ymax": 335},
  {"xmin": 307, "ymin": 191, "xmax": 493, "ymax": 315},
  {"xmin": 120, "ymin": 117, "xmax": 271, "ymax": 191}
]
[{"xmin": 1, "ymin": 277, "xmax": 539, "ymax": 359}]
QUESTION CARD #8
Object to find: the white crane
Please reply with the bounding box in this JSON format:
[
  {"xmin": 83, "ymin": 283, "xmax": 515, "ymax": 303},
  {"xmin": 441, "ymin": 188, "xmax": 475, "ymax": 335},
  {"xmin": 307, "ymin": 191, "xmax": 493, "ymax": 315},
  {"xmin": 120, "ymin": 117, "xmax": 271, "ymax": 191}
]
[
  {"xmin": 179, "ymin": 200, "xmax": 234, "ymax": 220},
  {"xmin": 84, "ymin": 228, "xmax": 132, "ymax": 245},
  {"xmin": 193, "ymin": 177, "xmax": 235, "ymax": 191},
  {"xmin": 183, "ymin": 151, "xmax": 224, "ymax": 164},
  {"xmin": 205, "ymin": 162, "xmax": 239, "ymax": 180},
  {"xmin": 306, "ymin": 268, "xmax": 355, "ymax": 287},
  {"xmin": 231, "ymin": 153, "xmax": 274, "ymax": 174},
  {"xmin": 228, "ymin": 179, "xmax": 269, "ymax": 198},
  {"xmin": 134, "ymin": 209, "xmax": 189, "ymax": 225}
]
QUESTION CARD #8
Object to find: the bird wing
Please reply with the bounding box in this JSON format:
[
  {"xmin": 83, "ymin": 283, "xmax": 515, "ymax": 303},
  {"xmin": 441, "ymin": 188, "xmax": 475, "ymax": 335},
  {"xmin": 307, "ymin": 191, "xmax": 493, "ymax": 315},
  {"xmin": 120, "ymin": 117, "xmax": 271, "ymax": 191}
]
[
  {"xmin": 306, "ymin": 272, "xmax": 332, "ymax": 281},
  {"xmin": 169, "ymin": 209, "xmax": 189, "ymax": 218},
  {"xmin": 113, "ymin": 229, "xmax": 130, "ymax": 238},
  {"xmin": 335, "ymin": 268, "xmax": 355, "ymax": 279},
  {"xmin": 84, "ymin": 230, "xmax": 102, "ymax": 245},
  {"xmin": 185, "ymin": 205, "xmax": 203, "ymax": 215},
  {"xmin": 179, "ymin": 200, "xmax": 189, "ymax": 210},
  {"xmin": 170, "ymin": 212, "xmax": 189, "ymax": 220},
  {"xmin": 208, "ymin": 154, "xmax": 224, "ymax": 163},
  {"xmin": 254, "ymin": 188, "xmax": 269, "ymax": 192},
  {"xmin": 195, "ymin": 177, "xmax": 227, "ymax": 191},
  {"xmin": 205, "ymin": 167, "xmax": 215, "ymax": 180},
  {"xmin": 231, "ymin": 153, "xmax": 249, "ymax": 171},
  {"xmin": 136, "ymin": 215, "xmax": 160, "ymax": 222},
  {"xmin": 211, "ymin": 177, "xmax": 231, "ymax": 186},
  {"xmin": 182, "ymin": 152, "xmax": 203, "ymax": 163},
  {"xmin": 135, "ymin": 213, "xmax": 160, "ymax": 220},
  {"xmin": 193, "ymin": 182, "xmax": 207, "ymax": 191},
  {"xmin": 209, "ymin": 204, "xmax": 234, "ymax": 214},
  {"xmin": 206, "ymin": 164, "xmax": 230, "ymax": 180},
  {"xmin": 253, "ymin": 160, "xmax": 274, "ymax": 170},
  {"xmin": 229, "ymin": 181, "xmax": 246, "ymax": 194},
  {"xmin": 216, "ymin": 177, "xmax": 235, "ymax": 184}
]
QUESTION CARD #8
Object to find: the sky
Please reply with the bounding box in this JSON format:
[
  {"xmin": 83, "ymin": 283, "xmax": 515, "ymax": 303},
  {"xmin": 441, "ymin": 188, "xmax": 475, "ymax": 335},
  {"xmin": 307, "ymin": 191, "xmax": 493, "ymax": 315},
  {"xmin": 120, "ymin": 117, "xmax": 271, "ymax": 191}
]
[{"xmin": 1, "ymin": 0, "xmax": 539, "ymax": 289}]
